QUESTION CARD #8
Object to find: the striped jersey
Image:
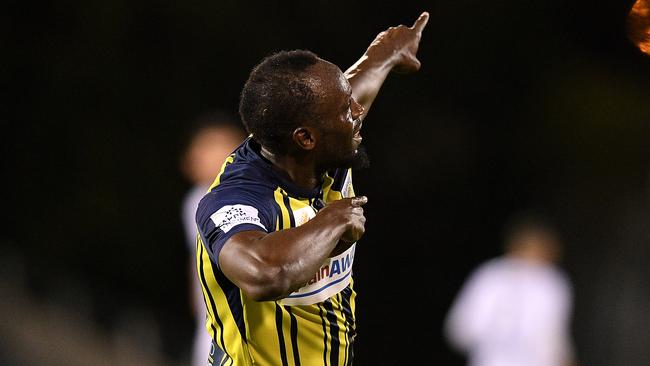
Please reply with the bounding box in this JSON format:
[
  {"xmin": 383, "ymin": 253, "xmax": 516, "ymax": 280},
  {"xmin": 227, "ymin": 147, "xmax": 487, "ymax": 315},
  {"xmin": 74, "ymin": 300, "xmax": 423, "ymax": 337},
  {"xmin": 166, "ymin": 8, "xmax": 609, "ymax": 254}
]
[{"xmin": 196, "ymin": 137, "xmax": 358, "ymax": 366}]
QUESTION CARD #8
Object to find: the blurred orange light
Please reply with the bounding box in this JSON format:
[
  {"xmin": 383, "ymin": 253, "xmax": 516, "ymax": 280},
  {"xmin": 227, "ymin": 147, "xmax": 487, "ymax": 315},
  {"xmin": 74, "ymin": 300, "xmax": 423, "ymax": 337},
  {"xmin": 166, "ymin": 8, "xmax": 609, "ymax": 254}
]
[{"xmin": 628, "ymin": 0, "xmax": 650, "ymax": 55}]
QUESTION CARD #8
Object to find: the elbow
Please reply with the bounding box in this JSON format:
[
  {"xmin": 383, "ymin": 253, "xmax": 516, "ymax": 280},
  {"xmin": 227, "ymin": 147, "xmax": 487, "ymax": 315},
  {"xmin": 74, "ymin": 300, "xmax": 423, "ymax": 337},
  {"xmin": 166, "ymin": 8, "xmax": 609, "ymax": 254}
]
[{"xmin": 239, "ymin": 263, "xmax": 294, "ymax": 302}]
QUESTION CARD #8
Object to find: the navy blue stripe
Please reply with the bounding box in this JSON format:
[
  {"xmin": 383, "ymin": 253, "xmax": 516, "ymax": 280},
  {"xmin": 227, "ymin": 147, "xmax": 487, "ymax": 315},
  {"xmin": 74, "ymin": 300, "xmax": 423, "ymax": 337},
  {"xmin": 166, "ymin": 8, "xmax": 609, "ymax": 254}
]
[
  {"xmin": 318, "ymin": 304, "xmax": 329, "ymax": 366},
  {"xmin": 198, "ymin": 243, "xmax": 230, "ymax": 358},
  {"xmin": 339, "ymin": 292, "xmax": 351, "ymax": 366},
  {"xmin": 341, "ymin": 286, "xmax": 355, "ymax": 366},
  {"xmin": 285, "ymin": 306, "xmax": 301, "ymax": 366},
  {"xmin": 271, "ymin": 194, "xmax": 284, "ymax": 229},
  {"xmin": 275, "ymin": 304, "xmax": 289, "ymax": 366},
  {"xmin": 323, "ymin": 299, "xmax": 340, "ymax": 366},
  {"xmin": 282, "ymin": 193, "xmax": 296, "ymax": 227},
  {"xmin": 196, "ymin": 233, "xmax": 214, "ymax": 326},
  {"xmin": 336, "ymin": 294, "xmax": 347, "ymax": 366},
  {"xmin": 211, "ymin": 264, "xmax": 247, "ymax": 341},
  {"xmin": 340, "ymin": 285, "xmax": 356, "ymax": 333}
]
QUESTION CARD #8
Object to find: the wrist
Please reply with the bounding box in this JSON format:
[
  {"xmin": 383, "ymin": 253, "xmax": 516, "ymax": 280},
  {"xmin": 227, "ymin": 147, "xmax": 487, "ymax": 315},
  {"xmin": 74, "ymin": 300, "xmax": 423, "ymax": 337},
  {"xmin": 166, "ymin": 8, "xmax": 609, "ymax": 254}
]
[
  {"xmin": 362, "ymin": 49, "xmax": 398, "ymax": 71},
  {"xmin": 311, "ymin": 208, "xmax": 349, "ymax": 238}
]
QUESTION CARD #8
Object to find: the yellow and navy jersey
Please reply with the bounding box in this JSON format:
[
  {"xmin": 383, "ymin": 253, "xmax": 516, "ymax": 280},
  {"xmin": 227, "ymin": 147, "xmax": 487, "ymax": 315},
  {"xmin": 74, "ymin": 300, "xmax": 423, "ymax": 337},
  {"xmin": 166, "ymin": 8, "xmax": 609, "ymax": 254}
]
[{"xmin": 196, "ymin": 137, "xmax": 358, "ymax": 366}]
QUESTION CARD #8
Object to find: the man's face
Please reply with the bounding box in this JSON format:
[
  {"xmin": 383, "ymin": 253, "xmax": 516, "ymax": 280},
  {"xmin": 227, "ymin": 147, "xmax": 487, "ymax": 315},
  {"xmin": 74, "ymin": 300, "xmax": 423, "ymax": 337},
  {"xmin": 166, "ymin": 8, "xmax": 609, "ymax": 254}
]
[{"xmin": 309, "ymin": 60, "xmax": 368, "ymax": 170}]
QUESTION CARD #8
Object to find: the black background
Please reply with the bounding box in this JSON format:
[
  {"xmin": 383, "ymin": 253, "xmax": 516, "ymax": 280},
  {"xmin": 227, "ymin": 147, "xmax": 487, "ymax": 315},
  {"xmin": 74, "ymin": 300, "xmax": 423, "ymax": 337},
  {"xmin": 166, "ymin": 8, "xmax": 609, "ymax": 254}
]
[{"xmin": 3, "ymin": 0, "xmax": 650, "ymax": 364}]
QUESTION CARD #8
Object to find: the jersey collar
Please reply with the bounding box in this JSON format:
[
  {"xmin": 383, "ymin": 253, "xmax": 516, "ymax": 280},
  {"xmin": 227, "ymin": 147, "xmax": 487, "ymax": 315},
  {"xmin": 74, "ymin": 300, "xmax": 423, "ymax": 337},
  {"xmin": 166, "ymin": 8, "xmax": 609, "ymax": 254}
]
[{"xmin": 245, "ymin": 138, "xmax": 322, "ymax": 199}]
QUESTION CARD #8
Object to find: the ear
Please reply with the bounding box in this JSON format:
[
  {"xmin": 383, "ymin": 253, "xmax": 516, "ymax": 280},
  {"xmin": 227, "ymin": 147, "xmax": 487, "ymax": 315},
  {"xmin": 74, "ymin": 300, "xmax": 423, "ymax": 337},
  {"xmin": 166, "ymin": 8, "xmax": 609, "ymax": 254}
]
[{"xmin": 292, "ymin": 127, "xmax": 317, "ymax": 151}]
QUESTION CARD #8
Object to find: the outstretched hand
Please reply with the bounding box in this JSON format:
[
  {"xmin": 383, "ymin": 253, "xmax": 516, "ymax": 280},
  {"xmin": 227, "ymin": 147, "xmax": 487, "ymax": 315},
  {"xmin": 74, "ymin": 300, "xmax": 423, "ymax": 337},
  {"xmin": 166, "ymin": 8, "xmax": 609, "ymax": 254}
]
[{"xmin": 366, "ymin": 12, "xmax": 429, "ymax": 74}]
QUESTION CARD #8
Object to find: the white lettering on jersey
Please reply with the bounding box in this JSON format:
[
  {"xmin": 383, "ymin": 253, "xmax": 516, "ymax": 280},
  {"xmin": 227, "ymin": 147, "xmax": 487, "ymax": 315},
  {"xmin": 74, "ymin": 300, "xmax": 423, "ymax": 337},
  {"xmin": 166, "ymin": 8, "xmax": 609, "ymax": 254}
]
[
  {"xmin": 210, "ymin": 204, "xmax": 266, "ymax": 233},
  {"xmin": 279, "ymin": 202, "xmax": 355, "ymax": 306},
  {"xmin": 280, "ymin": 244, "xmax": 355, "ymax": 306}
]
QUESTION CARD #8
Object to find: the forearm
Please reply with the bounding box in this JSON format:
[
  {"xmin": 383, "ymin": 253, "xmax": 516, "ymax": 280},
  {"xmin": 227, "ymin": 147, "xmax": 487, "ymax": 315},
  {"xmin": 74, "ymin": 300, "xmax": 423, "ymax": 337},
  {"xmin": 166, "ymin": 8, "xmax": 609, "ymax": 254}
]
[
  {"xmin": 344, "ymin": 55, "xmax": 394, "ymax": 119},
  {"xmin": 221, "ymin": 198, "xmax": 366, "ymax": 301},
  {"xmin": 254, "ymin": 216, "xmax": 347, "ymax": 296},
  {"xmin": 220, "ymin": 214, "xmax": 349, "ymax": 301}
]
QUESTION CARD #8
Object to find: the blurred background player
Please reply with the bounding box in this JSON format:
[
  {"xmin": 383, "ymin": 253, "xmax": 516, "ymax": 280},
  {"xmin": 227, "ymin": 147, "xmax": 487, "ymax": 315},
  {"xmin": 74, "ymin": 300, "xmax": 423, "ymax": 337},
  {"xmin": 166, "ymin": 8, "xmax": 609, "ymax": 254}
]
[
  {"xmin": 180, "ymin": 111, "xmax": 246, "ymax": 366},
  {"xmin": 444, "ymin": 213, "xmax": 576, "ymax": 366}
]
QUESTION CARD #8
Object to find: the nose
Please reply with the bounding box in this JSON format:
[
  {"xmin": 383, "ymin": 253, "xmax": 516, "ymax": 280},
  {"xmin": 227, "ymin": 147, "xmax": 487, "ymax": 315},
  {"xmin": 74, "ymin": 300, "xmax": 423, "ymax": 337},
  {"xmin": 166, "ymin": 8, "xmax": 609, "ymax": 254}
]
[{"xmin": 351, "ymin": 98, "xmax": 364, "ymax": 120}]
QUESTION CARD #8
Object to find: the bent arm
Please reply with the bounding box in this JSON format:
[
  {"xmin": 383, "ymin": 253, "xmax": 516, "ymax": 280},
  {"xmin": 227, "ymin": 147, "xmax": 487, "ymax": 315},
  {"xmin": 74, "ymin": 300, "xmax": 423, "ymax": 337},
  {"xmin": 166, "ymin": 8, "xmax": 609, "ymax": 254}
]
[
  {"xmin": 218, "ymin": 197, "xmax": 366, "ymax": 301},
  {"xmin": 345, "ymin": 12, "xmax": 429, "ymax": 120}
]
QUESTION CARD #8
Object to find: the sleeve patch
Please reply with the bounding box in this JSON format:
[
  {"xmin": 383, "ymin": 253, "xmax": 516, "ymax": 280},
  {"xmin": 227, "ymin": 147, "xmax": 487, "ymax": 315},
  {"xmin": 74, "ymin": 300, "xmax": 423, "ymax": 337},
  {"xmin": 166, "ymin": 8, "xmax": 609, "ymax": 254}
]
[{"xmin": 210, "ymin": 204, "xmax": 267, "ymax": 233}]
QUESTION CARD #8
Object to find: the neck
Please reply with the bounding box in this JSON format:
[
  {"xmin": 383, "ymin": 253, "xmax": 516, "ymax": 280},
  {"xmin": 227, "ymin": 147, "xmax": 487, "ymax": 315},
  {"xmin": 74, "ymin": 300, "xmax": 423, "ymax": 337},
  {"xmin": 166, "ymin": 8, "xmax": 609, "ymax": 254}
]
[{"xmin": 260, "ymin": 146, "xmax": 321, "ymax": 190}]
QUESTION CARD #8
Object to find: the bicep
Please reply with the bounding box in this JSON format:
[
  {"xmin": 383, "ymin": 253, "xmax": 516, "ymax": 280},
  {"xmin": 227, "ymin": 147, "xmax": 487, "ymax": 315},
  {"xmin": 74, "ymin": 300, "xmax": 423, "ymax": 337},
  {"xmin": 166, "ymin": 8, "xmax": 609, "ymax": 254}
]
[
  {"xmin": 218, "ymin": 229, "xmax": 293, "ymax": 301},
  {"xmin": 218, "ymin": 230, "xmax": 268, "ymax": 286}
]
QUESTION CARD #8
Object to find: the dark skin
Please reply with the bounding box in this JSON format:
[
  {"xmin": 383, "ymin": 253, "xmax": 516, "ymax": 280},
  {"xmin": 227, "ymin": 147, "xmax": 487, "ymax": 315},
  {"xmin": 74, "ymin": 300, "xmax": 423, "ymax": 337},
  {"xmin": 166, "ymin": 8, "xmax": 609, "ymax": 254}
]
[{"xmin": 220, "ymin": 12, "xmax": 429, "ymax": 301}]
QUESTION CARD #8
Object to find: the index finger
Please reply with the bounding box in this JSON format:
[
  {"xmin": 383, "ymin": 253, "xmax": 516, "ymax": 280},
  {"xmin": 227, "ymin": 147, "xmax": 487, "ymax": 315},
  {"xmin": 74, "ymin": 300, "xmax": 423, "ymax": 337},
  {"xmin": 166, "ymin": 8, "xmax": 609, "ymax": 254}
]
[
  {"xmin": 351, "ymin": 196, "xmax": 368, "ymax": 207},
  {"xmin": 411, "ymin": 11, "xmax": 430, "ymax": 34}
]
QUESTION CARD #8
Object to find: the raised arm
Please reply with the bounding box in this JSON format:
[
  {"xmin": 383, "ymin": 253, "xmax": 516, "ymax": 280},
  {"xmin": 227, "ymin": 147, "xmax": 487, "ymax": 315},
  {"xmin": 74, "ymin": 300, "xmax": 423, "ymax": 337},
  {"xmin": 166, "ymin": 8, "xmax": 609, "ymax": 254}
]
[
  {"xmin": 345, "ymin": 12, "xmax": 429, "ymax": 120},
  {"xmin": 219, "ymin": 197, "xmax": 367, "ymax": 301}
]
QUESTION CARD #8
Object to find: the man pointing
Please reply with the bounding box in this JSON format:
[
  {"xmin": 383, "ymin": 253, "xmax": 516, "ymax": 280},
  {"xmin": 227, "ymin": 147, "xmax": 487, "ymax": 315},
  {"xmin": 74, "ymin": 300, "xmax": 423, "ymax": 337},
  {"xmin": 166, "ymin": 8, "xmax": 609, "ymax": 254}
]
[{"xmin": 196, "ymin": 12, "xmax": 429, "ymax": 366}]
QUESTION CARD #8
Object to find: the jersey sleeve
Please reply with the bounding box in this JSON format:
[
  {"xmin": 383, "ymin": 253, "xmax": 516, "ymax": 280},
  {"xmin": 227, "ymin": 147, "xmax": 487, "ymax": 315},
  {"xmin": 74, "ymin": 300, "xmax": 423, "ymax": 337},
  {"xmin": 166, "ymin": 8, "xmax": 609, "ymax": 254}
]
[{"xmin": 196, "ymin": 186, "xmax": 274, "ymax": 268}]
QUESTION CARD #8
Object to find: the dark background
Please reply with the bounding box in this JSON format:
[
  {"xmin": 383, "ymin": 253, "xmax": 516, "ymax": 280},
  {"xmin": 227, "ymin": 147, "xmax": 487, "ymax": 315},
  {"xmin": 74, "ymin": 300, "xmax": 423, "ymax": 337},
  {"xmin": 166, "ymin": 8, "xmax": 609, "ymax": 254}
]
[{"xmin": 2, "ymin": 0, "xmax": 649, "ymax": 365}]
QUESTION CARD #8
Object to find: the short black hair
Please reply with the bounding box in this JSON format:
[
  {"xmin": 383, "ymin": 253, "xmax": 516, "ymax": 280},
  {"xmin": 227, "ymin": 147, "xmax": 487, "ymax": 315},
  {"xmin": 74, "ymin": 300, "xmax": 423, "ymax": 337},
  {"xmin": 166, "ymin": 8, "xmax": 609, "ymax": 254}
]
[{"xmin": 239, "ymin": 50, "xmax": 321, "ymax": 155}]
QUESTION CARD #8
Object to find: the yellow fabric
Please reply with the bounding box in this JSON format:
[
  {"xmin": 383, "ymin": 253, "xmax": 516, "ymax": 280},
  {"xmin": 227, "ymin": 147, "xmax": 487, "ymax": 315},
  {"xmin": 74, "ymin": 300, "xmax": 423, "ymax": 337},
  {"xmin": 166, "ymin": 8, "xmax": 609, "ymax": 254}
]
[{"xmin": 197, "ymin": 167, "xmax": 357, "ymax": 366}]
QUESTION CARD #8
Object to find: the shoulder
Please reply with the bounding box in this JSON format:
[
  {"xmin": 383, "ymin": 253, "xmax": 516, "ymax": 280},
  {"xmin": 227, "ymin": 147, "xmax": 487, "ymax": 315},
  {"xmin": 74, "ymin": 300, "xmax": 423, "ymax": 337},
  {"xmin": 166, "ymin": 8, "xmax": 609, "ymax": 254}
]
[
  {"xmin": 196, "ymin": 182, "xmax": 279, "ymax": 267},
  {"xmin": 473, "ymin": 258, "xmax": 506, "ymax": 277},
  {"xmin": 197, "ymin": 183, "xmax": 278, "ymax": 232},
  {"xmin": 459, "ymin": 258, "xmax": 512, "ymax": 290}
]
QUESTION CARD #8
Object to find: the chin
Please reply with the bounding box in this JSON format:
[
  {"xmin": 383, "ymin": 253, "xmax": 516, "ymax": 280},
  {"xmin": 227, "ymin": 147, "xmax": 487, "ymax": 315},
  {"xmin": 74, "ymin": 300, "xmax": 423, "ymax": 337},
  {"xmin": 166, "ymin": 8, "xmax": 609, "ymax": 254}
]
[
  {"xmin": 323, "ymin": 145, "xmax": 370, "ymax": 171},
  {"xmin": 349, "ymin": 145, "xmax": 370, "ymax": 170}
]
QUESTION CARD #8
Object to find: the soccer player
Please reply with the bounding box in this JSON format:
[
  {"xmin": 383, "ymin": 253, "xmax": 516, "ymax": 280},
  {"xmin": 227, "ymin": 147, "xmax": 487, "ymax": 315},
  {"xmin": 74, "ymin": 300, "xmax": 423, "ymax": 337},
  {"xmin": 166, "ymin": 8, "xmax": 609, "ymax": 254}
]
[
  {"xmin": 196, "ymin": 12, "xmax": 429, "ymax": 366},
  {"xmin": 444, "ymin": 213, "xmax": 576, "ymax": 366}
]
